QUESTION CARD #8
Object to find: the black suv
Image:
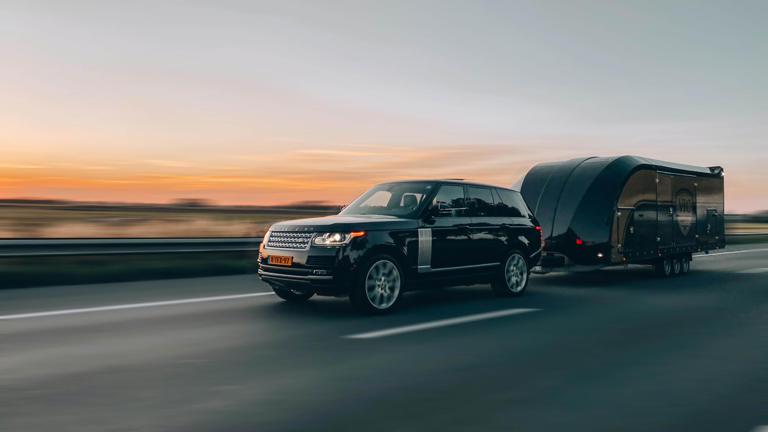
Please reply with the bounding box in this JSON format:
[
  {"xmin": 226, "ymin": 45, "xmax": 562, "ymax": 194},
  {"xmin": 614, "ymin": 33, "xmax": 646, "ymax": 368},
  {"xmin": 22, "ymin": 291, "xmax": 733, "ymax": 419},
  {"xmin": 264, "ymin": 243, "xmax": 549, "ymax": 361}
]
[{"xmin": 258, "ymin": 180, "xmax": 542, "ymax": 313}]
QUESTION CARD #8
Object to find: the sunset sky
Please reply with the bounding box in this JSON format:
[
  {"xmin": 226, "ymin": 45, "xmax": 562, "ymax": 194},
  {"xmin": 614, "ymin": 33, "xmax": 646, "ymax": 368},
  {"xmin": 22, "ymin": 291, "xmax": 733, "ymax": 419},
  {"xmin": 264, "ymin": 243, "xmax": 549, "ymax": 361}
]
[{"xmin": 1, "ymin": 1, "xmax": 766, "ymax": 212}]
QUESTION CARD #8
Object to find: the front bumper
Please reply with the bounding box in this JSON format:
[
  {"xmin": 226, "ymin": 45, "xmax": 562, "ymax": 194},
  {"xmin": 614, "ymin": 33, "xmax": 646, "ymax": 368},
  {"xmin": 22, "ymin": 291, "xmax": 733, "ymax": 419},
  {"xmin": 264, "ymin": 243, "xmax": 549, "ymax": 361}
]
[{"xmin": 258, "ymin": 246, "xmax": 354, "ymax": 296}]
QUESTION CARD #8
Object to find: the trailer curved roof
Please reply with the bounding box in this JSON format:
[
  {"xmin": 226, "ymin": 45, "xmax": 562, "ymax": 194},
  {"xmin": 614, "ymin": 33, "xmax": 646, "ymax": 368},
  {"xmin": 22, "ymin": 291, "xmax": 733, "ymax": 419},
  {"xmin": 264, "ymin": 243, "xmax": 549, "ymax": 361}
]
[{"xmin": 517, "ymin": 155, "xmax": 723, "ymax": 244}]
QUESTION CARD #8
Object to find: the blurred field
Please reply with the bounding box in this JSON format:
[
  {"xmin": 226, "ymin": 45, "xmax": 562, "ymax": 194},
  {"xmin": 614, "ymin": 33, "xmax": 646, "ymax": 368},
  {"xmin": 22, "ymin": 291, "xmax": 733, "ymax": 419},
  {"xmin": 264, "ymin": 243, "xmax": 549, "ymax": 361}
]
[
  {"xmin": 0, "ymin": 201, "xmax": 338, "ymax": 238},
  {"xmin": 724, "ymin": 221, "xmax": 768, "ymax": 233},
  {"xmin": 0, "ymin": 252, "xmax": 259, "ymax": 288},
  {"xmin": 0, "ymin": 200, "xmax": 766, "ymax": 239}
]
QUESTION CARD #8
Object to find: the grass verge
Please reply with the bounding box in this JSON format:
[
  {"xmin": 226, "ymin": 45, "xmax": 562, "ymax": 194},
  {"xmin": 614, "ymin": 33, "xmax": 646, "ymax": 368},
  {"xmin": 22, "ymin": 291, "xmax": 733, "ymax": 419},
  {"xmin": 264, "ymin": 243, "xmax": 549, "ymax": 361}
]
[{"xmin": 0, "ymin": 252, "xmax": 260, "ymax": 289}]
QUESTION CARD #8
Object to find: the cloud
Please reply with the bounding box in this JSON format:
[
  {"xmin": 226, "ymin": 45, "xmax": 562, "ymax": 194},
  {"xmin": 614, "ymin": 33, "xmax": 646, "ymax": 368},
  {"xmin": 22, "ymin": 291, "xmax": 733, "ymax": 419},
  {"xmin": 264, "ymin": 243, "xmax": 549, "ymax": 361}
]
[
  {"xmin": 0, "ymin": 163, "xmax": 46, "ymax": 169},
  {"xmin": 145, "ymin": 160, "xmax": 199, "ymax": 168},
  {"xmin": 295, "ymin": 149, "xmax": 392, "ymax": 157}
]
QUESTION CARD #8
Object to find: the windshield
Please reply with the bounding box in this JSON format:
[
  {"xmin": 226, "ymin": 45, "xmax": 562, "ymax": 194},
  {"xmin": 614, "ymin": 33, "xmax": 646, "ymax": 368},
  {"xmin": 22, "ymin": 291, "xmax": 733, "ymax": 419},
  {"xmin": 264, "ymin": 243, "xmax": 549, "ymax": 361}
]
[{"xmin": 340, "ymin": 182, "xmax": 436, "ymax": 217}]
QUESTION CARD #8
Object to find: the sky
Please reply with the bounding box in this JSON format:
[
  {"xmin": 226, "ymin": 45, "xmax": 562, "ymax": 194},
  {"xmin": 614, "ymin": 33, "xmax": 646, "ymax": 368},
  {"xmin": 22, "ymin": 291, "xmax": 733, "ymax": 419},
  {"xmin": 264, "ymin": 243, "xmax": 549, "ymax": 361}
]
[{"xmin": 0, "ymin": 0, "xmax": 766, "ymax": 211}]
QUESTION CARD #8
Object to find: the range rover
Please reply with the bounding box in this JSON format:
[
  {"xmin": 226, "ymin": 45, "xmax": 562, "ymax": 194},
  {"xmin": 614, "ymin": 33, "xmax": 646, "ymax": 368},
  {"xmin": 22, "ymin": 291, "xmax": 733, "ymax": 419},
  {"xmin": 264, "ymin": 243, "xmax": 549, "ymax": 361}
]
[{"xmin": 258, "ymin": 180, "xmax": 542, "ymax": 313}]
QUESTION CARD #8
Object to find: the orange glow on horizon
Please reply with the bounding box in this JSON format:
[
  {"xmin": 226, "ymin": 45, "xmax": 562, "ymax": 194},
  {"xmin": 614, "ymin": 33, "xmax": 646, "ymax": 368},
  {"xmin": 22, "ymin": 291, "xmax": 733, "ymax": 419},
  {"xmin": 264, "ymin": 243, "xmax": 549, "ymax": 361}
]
[
  {"xmin": 0, "ymin": 144, "xmax": 766, "ymax": 212},
  {"xmin": 1, "ymin": 138, "xmax": 765, "ymax": 211},
  {"xmin": 0, "ymin": 144, "xmax": 567, "ymax": 206}
]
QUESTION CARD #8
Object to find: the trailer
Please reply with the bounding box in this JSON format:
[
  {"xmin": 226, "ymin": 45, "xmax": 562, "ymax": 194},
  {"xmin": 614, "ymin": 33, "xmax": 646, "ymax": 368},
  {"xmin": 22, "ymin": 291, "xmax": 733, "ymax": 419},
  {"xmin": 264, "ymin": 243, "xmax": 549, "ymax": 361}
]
[{"xmin": 516, "ymin": 156, "xmax": 725, "ymax": 276}]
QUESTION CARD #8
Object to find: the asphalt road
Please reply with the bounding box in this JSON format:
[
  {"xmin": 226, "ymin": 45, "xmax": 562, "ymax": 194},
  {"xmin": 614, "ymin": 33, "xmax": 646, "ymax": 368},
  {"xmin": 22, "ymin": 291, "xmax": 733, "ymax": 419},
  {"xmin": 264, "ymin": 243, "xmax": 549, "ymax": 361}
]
[{"xmin": 1, "ymin": 245, "xmax": 767, "ymax": 432}]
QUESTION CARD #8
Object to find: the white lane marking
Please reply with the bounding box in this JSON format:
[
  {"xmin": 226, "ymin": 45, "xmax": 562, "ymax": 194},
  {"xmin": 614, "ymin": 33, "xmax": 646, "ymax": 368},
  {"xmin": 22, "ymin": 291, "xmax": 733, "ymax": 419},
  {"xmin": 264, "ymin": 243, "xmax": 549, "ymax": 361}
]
[
  {"xmin": 344, "ymin": 308, "xmax": 540, "ymax": 339},
  {"xmin": 739, "ymin": 268, "xmax": 768, "ymax": 274},
  {"xmin": 0, "ymin": 292, "xmax": 275, "ymax": 320},
  {"xmin": 695, "ymin": 248, "xmax": 768, "ymax": 258}
]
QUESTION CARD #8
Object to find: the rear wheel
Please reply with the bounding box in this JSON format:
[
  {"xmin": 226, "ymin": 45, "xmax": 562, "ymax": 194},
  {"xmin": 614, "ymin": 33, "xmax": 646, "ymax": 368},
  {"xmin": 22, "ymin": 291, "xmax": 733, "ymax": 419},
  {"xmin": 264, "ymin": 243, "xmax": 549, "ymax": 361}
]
[
  {"xmin": 272, "ymin": 286, "xmax": 314, "ymax": 303},
  {"xmin": 350, "ymin": 255, "xmax": 403, "ymax": 314},
  {"xmin": 491, "ymin": 250, "xmax": 529, "ymax": 297}
]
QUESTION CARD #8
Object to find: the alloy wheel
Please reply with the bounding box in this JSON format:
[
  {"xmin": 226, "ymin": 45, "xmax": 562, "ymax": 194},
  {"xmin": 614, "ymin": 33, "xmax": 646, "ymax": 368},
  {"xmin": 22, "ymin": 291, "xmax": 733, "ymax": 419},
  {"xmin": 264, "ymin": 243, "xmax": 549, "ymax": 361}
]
[
  {"xmin": 505, "ymin": 254, "xmax": 528, "ymax": 293},
  {"xmin": 365, "ymin": 259, "xmax": 401, "ymax": 310}
]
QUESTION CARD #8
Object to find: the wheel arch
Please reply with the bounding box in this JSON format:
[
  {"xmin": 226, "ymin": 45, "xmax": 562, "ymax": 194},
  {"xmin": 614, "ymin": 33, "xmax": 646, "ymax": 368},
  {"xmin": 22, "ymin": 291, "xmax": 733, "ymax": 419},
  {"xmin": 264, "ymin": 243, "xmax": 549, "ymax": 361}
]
[
  {"xmin": 359, "ymin": 244, "xmax": 409, "ymax": 278},
  {"xmin": 504, "ymin": 232, "xmax": 538, "ymax": 269}
]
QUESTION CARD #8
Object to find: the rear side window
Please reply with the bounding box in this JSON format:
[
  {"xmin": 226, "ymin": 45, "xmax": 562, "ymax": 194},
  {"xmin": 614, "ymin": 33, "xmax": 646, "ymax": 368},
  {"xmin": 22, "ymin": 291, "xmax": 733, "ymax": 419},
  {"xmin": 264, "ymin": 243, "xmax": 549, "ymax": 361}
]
[
  {"xmin": 495, "ymin": 188, "xmax": 529, "ymax": 218},
  {"xmin": 467, "ymin": 186, "xmax": 494, "ymax": 217}
]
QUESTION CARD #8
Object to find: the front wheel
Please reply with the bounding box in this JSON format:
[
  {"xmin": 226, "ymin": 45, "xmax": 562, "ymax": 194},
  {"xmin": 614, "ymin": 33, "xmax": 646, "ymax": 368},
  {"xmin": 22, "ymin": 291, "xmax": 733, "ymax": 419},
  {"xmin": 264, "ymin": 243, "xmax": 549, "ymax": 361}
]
[
  {"xmin": 272, "ymin": 287, "xmax": 314, "ymax": 303},
  {"xmin": 350, "ymin": 255, "xmax": 404, "ymax": 314},
  {"xmin": 491, "ymin": 251, "xmax": 530, "ymax": 297}
]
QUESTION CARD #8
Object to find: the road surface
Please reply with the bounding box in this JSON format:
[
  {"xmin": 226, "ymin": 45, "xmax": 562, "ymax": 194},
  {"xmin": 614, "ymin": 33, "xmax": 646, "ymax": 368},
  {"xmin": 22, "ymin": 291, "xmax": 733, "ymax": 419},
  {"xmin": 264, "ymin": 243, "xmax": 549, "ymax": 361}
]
[{"xmin": 1, "ymin": 245, "xmax": 767, "ymax": 431}]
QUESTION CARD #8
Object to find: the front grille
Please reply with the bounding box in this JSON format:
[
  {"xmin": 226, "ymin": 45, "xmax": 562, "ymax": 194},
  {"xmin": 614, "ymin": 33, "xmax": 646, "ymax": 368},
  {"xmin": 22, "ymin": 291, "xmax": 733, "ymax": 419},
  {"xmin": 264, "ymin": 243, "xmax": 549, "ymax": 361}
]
[
  {"xmin": 266, "ymin": 231, "xmax": 314, "ymax": 250},
  {"xmin": 306, "ymin": 256, "xmax": 335, "ymax": 267}
]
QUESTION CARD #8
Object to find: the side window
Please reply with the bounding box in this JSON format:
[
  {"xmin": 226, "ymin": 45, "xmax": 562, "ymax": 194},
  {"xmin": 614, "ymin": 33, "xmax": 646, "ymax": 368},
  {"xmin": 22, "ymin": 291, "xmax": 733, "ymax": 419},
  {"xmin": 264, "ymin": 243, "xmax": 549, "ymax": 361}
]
[
  {"xmin": 431, "ymin": 185, "xmax": 467, "ymax": 217},
  {"xmin": 467, "ymin": 187, "xmax": 494, "ymax": 217},
  {"xmin": 496, "ymin": 189, "xmax": 529, "ymax": 218},
  {"xmin": 400, "ymin": 193, "xmax": 424, "ymax": 210}
]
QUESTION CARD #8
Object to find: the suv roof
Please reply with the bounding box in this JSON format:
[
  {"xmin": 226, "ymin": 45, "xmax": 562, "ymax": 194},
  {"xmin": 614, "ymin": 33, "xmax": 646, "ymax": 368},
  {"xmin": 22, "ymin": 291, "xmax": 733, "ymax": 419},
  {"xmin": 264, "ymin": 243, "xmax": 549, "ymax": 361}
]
[{"xmin": 380, "ymin": 179, "xmax": 518, "ymax": 191}]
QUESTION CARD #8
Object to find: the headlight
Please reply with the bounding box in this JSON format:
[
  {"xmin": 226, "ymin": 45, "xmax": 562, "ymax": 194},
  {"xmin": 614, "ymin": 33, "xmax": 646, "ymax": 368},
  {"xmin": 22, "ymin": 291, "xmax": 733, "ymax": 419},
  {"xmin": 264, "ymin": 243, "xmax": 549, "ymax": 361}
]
[
  {"xmin": 260, "ymin": 230, "xmax": 271, "ymax": 253},
  {"xmin": 313, "ymin": 231, "xmax": 365, "ymax": 246}
]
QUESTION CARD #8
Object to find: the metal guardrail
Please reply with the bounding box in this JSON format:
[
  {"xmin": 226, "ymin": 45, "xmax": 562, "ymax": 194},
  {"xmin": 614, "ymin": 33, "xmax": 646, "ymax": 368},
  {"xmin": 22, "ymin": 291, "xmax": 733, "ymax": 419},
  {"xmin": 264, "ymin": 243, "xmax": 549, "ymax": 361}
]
[
  {"xmin": 0, "ymin": 233, "xmax": 766, "ymax": 258},
  {"xmin": 0, "ymin": 238, "xmax": 264, "ymax": 257}
]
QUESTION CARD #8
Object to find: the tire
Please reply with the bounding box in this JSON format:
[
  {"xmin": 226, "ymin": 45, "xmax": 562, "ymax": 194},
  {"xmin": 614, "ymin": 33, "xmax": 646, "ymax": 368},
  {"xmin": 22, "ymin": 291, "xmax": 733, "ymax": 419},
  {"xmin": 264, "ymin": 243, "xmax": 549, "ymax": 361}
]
[
  {"xmin": 272, "ymin": 286, "xmax": 314, "ymax": 303},
  {"xmin": 491, "ymin": 250, "xmax": 530, "ymax": 297},
  {"xmin": 350, "ymin": 254, "xmax": 404, "ymax": 314},
  {"xmin": 672, "ymin": 257, "xmax": 682, "ymax": 276},
  {"xmin": 681, "ymin": 256, "xmax": 691, "ymax": 274},
  {"xmin": 655, "ymin": 257, "xmax": 673, "ymax": 277}
]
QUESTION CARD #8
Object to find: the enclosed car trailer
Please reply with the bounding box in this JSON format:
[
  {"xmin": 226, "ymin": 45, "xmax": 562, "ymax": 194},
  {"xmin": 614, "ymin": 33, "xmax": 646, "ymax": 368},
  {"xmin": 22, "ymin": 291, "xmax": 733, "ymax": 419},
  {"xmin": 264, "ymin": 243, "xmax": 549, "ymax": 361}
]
[{"xmin": 517, "ymin": 156, "xmax": 725, "ymax": 276}]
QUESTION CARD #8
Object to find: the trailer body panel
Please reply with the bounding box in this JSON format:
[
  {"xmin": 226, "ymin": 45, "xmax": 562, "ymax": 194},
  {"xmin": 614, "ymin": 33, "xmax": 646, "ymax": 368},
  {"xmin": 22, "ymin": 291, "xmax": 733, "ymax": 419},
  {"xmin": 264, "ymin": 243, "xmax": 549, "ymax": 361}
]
[{"xmin": 518, "ymin": 156, "xmax": 724, "ymax": 271}]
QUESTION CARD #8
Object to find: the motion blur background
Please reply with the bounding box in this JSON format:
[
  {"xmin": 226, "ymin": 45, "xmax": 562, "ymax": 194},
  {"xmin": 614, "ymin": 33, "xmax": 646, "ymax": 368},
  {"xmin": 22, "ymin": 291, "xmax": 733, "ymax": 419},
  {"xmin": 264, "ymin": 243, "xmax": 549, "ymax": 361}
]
[
  {"xmin": 1, "ymin": 3, "xmax": 767, "ymax": 432},
  {"xmin": 1, "ymin": 0, "xmax": 767, "ymax": 240}
]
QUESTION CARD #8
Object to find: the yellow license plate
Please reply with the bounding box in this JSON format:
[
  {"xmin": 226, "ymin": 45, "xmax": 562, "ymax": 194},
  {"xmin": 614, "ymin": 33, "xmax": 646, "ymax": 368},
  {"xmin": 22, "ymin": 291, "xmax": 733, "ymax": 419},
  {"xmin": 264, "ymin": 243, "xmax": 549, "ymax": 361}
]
[{"xmin": 268, "ymin": 255, "xmax": 293, "ymax": 266}]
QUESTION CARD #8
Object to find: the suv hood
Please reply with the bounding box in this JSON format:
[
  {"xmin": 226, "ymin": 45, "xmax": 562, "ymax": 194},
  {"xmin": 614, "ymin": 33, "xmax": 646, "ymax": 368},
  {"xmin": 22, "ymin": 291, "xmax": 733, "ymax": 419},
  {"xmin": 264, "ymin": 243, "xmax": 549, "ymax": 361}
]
[{"xmin": 270, "ymin": 214, "xmax": 418, "ymax": 232}]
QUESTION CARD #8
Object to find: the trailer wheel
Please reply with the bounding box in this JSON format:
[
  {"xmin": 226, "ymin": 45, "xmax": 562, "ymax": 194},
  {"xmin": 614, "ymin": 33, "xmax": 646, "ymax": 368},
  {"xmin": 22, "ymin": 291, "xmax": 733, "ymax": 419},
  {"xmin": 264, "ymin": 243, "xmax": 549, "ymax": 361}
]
[
  {"xmin": 655, "ymin": 257, "xmax": 673, "ymax": 277},
  {"xmin": 672, "ymin": 257, "xmax": 682, "ymax": 275},
  {"xmin": 681, "ymin": 256, "xmax": 691, "ymax": 274}
]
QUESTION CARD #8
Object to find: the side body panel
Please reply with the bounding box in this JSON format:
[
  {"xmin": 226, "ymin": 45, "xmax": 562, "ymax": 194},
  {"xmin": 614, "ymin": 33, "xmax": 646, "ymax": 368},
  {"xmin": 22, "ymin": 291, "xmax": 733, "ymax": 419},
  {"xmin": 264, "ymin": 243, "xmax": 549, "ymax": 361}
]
[
  {"xmin": 696, "ymin": 175, "xmax": 726, "ymax": 248},
  {"xmin": 614, "ymin": 169, "xmax": 724, "ymax": 263},
  {"xmin": 656, "ymin": 173, "xmax": 675, "ymax": 250},
  {"xmin": 671, "ymin": 175, "xmax": 698, "ymax": 248},
  {"xmin": 428, "ymin": 217, "xmax": 474, "ymax": 269},
  {"xmin": 614, "ymin": 169, "xmax": 658, "ymax": 262}
]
